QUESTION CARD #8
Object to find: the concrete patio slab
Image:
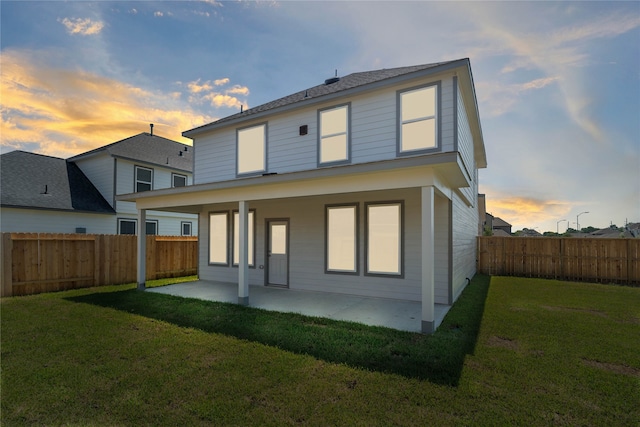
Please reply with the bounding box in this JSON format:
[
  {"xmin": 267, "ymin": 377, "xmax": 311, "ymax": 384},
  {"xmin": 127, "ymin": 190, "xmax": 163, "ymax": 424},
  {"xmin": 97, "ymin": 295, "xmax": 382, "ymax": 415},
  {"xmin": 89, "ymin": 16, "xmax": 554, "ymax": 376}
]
[{"xmin": 147, "ymin": 281, "xmax": 451, "ymax": 333}]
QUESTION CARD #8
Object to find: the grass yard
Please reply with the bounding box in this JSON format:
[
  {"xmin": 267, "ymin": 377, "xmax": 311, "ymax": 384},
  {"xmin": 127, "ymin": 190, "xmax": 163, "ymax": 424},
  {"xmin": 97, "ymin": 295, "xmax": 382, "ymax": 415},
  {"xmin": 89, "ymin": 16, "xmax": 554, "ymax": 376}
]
[{"xmin": 1, "ymin": 275, "xmax": 638, "ymax": 426}]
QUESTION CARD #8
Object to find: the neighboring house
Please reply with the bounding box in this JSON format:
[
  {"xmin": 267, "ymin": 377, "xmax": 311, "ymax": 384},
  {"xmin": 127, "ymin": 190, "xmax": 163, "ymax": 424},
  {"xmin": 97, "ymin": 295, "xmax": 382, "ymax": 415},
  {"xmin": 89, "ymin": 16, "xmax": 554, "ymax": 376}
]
[
  {"xmin": 1, "ymin": 151, "xmax": 116, "ymax": 233},
  {"xmin": 120, "ymin": 59, "xmax": 487, "ymax": 333},
  {"xmin": 1, "ymin": 131, "xmax": 197, "ymax": 236},
  {"xmin": 485, "ymin": 213, "xmax": 512, "ymax": 236}
]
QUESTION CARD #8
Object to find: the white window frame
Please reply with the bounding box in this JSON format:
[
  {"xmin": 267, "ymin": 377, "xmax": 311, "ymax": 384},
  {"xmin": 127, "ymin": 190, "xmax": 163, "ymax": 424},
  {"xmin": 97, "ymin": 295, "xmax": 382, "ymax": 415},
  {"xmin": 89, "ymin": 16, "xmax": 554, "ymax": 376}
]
[
  {"xmin": 145, "ymin": 220, "xmax": 158, "ymax": 236},
  {"xmin": 365, "ymin": 201, "xmax": 403, "ymax": 277},
  {"xmin": 172, "ymin": 173, "xmax": 187, "ymax": 188},
  {"xmin": 135, "ymin": 165, "xmax": 153, "ymax": 192},
  {"xmin": 118, "ymin": 218, "xmax": 136, "ymax": 235},
  {"xmin": 318, "ymin": 104, "xmax": 350, "ymax": 166},
  {"xmin": 232, "ymin": 210, "xmax": 256, "ymax": 267},
  {"xmin": 325, "ymin": 204, "xmax": 358, "ymax": 274},
  {"xmin": 209, "ymin": 211, "xmax": 229, "ymax": 266},
  {"xmin": 237, "ymin": 123, "xmax": 267, "ymax": 176},
  {"xmin": 398, "ymin": 83, "xmax": 439, "ymax": 155},
  {"xmin": 181, "ymin": 221, "xmax": 192, "ymax": 236}
]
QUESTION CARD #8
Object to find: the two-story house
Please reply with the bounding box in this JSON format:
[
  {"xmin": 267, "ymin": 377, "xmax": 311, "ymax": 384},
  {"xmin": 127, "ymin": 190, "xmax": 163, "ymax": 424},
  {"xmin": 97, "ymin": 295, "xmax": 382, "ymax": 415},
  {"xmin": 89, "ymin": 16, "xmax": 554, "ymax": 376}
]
[
  {"xmin": 120, "ymin": 59, "xmax": 487, "ymax": 333},
  {"xmin": 1, "ymin": 130, "xmax": 198, "ymax": 236}
]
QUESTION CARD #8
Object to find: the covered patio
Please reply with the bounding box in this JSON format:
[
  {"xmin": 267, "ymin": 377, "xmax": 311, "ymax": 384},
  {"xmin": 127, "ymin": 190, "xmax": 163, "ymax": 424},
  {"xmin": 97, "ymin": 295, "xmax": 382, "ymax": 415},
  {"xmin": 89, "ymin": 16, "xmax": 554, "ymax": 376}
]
[{"xmin": 147, "ymin": 280, "xmax": 452, "ymax": 333}]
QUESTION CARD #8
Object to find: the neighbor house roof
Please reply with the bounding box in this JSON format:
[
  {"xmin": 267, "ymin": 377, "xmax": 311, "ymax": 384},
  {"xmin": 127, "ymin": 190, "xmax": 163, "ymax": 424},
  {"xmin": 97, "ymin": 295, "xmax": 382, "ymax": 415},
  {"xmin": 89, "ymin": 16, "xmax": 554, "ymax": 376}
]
[
  {"xmin": 492, "ymin": 217, "xmax": 512, "ymax": 228},
  {"xmin": 68, "ymin": 132, "xmax": 193, "ymax": 172},
  {"xmin": 1, "ymin": 151, "xmax": 115, "ymax": 214}
]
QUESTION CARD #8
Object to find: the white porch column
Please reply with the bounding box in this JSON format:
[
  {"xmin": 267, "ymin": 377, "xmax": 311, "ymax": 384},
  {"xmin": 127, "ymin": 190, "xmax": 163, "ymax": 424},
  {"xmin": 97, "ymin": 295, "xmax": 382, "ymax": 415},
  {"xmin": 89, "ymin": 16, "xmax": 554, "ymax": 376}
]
[
  {"xmin": 421, "ymin": 186, "xmax": 435, "ymax": 334},
  {"xmin": 238, "ymin": 201, "xmax": 249, "ymax": 305},
  {"xmin": 137, "ymin": 209, "xmax": 147, "ymax": 290}
]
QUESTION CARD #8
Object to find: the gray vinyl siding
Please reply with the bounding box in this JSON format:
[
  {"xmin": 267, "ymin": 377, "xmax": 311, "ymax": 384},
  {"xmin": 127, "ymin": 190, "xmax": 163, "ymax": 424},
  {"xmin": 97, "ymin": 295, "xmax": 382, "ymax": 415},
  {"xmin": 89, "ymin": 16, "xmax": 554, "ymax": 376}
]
[
  {"xmin": 194, "ymin": 75, "xmax": 457, "ymax": 185},
  {"xmin": 73, "ymin": 154, "xmax": 115, "ymax": 208},
  {"xmin": 198, "ymin": 188, "xmax": 454, "ymax": 302},
  {"xmin": 0, "ymin": 207, "xmax": 115, "ymax": 234},
  {"xmin": 451, "ymin": 190, "xmax": 478, "ymax": 301},
  {"xmin": 456, "ymin": 84, "xmax": 476, "ymax": 203},
  {"xmin": 434, "ymin": 193, "xmax": 451, "ymax": 304}
]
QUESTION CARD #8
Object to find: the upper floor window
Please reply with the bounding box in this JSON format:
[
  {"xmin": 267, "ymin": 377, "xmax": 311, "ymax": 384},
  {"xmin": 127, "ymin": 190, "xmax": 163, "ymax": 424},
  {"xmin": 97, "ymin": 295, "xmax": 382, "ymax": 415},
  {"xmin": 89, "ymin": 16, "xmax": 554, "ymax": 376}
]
[
  {"xmin": 399, "ymin": 84, "xmax": 437, "ymax": 153},
  {"xmin": 172, "ymin": 173, "xmax": 187, "ymax": 188},
  {"xmin": 237, "ymin": 123, "xmax": 266, "ymax": 176},
  {"xmin": 135, "ymin": 166, "xmax": 153, "ymax": 192},
  {"xmin": 319, "ymin": 104, "xmax": 350, "ymax": 165}
]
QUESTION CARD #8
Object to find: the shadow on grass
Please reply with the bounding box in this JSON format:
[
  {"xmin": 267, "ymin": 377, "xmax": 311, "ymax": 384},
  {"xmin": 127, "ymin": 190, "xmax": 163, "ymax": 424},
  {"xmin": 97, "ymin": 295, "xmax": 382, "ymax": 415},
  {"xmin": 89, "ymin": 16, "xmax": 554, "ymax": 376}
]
[{"xmin": 66, "ymin": 275, "xmax": 490, "ymax": 385}]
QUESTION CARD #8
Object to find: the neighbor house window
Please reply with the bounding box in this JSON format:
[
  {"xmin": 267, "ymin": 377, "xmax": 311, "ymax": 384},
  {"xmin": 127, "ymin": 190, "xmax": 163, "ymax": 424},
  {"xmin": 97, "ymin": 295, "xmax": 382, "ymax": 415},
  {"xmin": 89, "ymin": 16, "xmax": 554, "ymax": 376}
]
[
  {"xmin": 366, "ymin": 202, "xmax": 403, "ymax": 276},
  {"xmin": 181, "ymin": 221, "xmax": 192, "ymax": 236},
  {"xmin": 237, "ymin": 123, "xmax": 266, "ymax": 175},
  {"xmin": 319, "ymin": 104, "xmax": 349, "ymax": 165},
  {"xmin": 326, "ymin": 204, "xmax": 358, "ymax": 274},
  {"xmin": 118, "ymin": 219, "xmax": 136, "ymax": 235},
  {"xmin": 145, "ymin": 221, "xmax": 158, "ymax": 236},
  {"xmin": 172, "ymin": 173, "xmax": 187, "ymax": 188},
  {"xmin": 209, "ymin": 212, "xmax": 228, "ymax": 265},
  {"xmin": 399, "ymin": 84, "xmax": 437, "ymax": 153},
  {"xmin": 232, "ymin": 210, "xmax": 256, "ymax": 266},
  {"xmin": 135, "ymin": 166, "xmax": 153, "ymax": 192}
]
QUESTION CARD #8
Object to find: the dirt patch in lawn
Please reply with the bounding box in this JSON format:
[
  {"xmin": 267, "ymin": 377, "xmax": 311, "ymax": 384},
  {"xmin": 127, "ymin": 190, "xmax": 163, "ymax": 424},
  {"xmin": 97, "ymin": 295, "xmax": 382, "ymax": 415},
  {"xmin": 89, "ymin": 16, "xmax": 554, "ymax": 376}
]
[
  {"xmin": 541, "ymin": 305, "xmax": 609, "ymax": 318},
  {"xmin": 486, "ymin": 336, "xmax": 519, "ymax": 351},
  {"xmin": 582, "ymin": 359, "xmax": 640, "ymax": 378}
]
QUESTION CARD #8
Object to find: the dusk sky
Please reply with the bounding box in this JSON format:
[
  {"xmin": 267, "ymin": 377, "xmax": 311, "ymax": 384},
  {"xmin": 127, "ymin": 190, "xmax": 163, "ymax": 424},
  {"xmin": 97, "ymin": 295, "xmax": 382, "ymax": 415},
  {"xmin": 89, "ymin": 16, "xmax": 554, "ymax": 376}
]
[{"xmin": 1, "ymin": 1, "xmax": 638, "ymax": 233}]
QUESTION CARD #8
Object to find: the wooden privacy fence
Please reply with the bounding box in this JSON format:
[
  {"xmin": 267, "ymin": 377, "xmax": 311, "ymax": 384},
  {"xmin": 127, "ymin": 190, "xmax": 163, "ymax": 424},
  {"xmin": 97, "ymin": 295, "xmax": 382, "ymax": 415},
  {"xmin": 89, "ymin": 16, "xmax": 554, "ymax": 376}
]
[
  {"xmin": 1, "ymin": 233, "xmax": 198, "ymax": 297},
  {"xmin": 477, "ymin": 236, "xmax": 640, "ymax": 285}
]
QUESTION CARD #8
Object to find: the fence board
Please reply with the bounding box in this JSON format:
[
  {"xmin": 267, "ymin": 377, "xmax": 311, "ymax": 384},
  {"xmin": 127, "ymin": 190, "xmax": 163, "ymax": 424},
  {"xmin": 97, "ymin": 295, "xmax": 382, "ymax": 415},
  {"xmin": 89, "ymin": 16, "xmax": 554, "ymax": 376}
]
[
  {"xmin": 477, "ymin": 236, "xmax": 639, "ymax": 285},
  {"xmin": 1, "ymin": 233, "xmax": 198, "ymax": 296}
]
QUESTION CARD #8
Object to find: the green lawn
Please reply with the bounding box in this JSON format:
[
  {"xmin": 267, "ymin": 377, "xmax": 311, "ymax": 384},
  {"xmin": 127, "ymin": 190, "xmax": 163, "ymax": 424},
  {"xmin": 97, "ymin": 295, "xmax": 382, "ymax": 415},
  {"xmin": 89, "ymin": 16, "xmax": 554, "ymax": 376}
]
[{"xmin": 2, "ymin": 276, "xmax": 638, "ymax": 426}]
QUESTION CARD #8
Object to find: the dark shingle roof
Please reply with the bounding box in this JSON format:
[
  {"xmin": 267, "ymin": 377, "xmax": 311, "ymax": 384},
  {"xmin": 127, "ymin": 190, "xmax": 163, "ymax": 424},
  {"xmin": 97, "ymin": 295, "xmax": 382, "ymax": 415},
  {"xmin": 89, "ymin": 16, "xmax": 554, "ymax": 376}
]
[
  {"xmin": 1, "ymin": 151, "xmax": 115, "ymax": 213},
  {"xmin": 69, "ymin": 132, "xmax": 193, "ymax": 172},
  {"xmin": 184, "ymin": 59, "xmax": 466, "ymax": 136}
]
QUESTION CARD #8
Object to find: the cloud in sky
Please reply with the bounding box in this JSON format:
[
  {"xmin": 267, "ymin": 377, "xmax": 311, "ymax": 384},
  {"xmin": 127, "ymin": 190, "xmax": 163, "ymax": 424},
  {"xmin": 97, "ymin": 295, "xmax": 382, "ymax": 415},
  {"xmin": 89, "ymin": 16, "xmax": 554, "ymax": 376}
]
[
  {"xmin": 182, "ymin": 78, "xmax": 249, "ymax": 109},
  {"xmin": 0, "ymin": 50, "xmax": 216, "ymax": 157},
  {"xmin": 58, "ymin": 17, "xmax": 105, "ymax": 36}
]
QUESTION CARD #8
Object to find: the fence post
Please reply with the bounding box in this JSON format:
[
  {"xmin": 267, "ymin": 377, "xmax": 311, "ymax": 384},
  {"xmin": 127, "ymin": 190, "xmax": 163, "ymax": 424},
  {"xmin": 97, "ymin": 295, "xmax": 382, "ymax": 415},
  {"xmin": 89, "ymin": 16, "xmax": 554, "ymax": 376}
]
[{"xmin": 1, "ymin": 233, "xmax": 13, "ymax": 297}]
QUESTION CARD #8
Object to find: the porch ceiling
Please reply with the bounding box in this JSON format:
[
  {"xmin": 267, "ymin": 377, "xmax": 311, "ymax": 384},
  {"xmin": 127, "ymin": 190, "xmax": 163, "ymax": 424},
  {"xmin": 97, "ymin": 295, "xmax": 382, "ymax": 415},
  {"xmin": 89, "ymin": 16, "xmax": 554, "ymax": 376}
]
[{"xmin": 117, "ymin": 152, "xmax": 469, "ymax": 213}]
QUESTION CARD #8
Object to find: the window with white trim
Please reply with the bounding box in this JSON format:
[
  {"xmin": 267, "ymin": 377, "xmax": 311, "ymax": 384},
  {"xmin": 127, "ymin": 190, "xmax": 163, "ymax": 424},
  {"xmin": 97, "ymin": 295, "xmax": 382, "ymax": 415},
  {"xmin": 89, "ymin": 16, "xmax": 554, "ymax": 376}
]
[
  {"xmin": 326, "ymin": 205, "xmax": 358, "ymax": 273},
  {"xmin": 399, "ymin": 85, "xmax": 437, "ymax": 153},
  {"xmin": 145, "ymin": 221, "xmax": 158, "ymax": 236},
  {"xmin": 319, "ymin": 104, "xmax": 349, "ymax": 164},
  {"xmin": 181, "ymin": 222, "xmax": 192, "ymax": 236},
  {"xmin": 118, "ymin": 219, "xmax": 136, "ymax": 235},
  {"xmin": 233, "ymin": 210, "xmax": 255, "ymax": 266},
  {"xmin": 209, "ymin": 212, "xmax": 228, "ymax": 265},
  {"xmin": 366, "ymin": 202, "xmax": 402, "ymax": 275},
  {"xmin": 172, "ymin": 173, "xmax": 187, "ymax": 188},
  {"xmin": 135, "ymin": 166, "xmax": 153, "ymax": 192},
  {"xmin": 237, "ymin": 124, "xmax": 266, "ymax": 175}
]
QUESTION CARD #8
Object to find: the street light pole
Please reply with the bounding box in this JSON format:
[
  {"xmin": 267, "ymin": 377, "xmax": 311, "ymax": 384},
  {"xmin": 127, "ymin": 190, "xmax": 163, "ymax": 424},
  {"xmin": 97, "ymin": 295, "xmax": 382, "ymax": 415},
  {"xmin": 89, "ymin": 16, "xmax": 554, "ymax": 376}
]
[
  {"xmin": 577, "ymin": 211, "xmax": 589, "ymax": 233},
  {"xmin": 557, "ymin": 219, "xmax": 567, "ymax": 234}
]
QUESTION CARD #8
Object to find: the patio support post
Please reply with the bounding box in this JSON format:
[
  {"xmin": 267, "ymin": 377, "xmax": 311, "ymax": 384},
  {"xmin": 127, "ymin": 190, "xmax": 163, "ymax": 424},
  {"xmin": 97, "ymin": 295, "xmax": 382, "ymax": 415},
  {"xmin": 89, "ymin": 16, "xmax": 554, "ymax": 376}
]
[
  {"xmin": 421, "ymin": 186, "xmax": 435, "ymax": 334},
  {"xmin": 238, "ymin": 200, "xmax": 249, "ymax": 305},
  {"xmin": 137, "ymin": 208, "xmax": 147, "ymax": 290}
]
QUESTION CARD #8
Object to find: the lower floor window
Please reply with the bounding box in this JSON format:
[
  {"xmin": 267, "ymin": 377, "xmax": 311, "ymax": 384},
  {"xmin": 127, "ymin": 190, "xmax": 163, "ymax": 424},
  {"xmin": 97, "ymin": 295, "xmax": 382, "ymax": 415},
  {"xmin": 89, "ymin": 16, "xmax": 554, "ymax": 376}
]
[
  {"xmin": 233, "ymin": 210, "xmax": 255, "ymax": 266},
  {"xmin": 366, "ymin": 202, "xmax": 403, "ymax": 276},
  {"xmin": 118, "ymin": 219, "xmax": 136, "ymax": 235},
  {"xmin": 209, "ymin": 212, "xmax": 228, "ymax": 265},
  {"xmin": 181, "ymin": 221, "xmax": 192, "ymax": 236},
  {"xmin": 326, "ymin": 205, "xmax": 358, "ymax": 273},
  {"xmin": 145, "ymin": 220, "xmax": 158, "ymax": 236}
]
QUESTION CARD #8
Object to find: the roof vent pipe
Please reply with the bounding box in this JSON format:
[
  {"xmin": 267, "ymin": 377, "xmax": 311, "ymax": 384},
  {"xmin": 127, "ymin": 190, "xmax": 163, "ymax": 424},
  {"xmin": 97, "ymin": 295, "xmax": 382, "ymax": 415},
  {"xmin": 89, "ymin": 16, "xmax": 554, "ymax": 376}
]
[{"xmin": 150, "ymin": 123, "xmax": 154, "ymax": 136}]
